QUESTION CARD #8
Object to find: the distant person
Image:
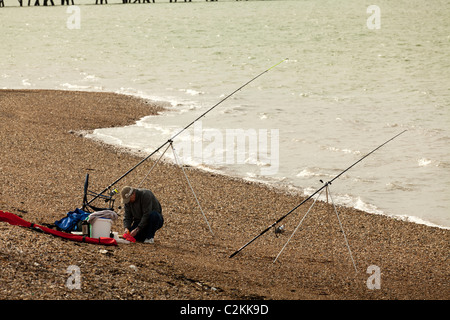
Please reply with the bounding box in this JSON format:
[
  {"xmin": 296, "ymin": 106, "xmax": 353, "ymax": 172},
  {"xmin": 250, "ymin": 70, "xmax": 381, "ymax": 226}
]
[{"xmin": 121, "ymin": 186, "xmax": 164, "ymax": 244}]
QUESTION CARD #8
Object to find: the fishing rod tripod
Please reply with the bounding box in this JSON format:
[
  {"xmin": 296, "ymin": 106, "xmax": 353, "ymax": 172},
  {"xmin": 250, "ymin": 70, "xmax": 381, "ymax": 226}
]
[
  {"xmin": 273, "ymin": 180, "xmax": 357, "ymax": 273},
  {"xmin": 168, "ymin": 140, "xmax": 214, "ymax": 235},
  {"xmin": 229, "ymin": 130, "xmax": 407, "ymax": 260}
]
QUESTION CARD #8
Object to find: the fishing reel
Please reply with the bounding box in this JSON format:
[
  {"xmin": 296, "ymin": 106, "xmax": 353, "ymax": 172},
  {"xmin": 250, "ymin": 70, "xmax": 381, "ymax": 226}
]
[
  {"xmin": 274, "ymin": 224, "xmax": 285, "ymax": 237},
  {"xmin": 108, "ymin": 188, "xmax": 119, "ymax": 199}
]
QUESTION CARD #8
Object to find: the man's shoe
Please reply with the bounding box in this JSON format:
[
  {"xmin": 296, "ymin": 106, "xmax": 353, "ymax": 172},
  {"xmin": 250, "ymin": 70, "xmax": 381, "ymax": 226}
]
[{"xmin": 144, "ymin": 238, "xmax": 154, "ymax": 244}]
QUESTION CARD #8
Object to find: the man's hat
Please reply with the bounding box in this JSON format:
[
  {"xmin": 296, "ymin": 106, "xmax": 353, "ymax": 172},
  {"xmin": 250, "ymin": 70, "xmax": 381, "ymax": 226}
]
[{"xmin": 121, "ymin": 186, "xmax": 134, "ymax": 204}]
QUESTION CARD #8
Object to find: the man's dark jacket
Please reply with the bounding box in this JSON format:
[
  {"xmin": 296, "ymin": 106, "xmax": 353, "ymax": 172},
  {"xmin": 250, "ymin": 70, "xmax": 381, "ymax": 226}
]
[{"xmin": 123, "ymin": 188, "xmax": 162, "ymax": 230}]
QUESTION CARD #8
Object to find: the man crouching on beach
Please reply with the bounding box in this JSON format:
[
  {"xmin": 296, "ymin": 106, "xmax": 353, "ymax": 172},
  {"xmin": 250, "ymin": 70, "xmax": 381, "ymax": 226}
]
[{"xmin": 121, "ymin": 186, "xmax": 164, "ymax": 244}]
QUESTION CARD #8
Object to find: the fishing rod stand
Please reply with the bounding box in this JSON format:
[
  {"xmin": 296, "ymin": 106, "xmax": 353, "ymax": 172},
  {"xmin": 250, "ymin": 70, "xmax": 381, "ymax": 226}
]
[
  {"xmin": 168, "ymin": 141, "xmax": 214, "ymax": 236},
  {"xmin": 230, "ymin": 130, "xmax": 406, "ymax": 261},
  {"xmin": 273, "ymin": 180, "xmax": 358, "ymax": 273}
]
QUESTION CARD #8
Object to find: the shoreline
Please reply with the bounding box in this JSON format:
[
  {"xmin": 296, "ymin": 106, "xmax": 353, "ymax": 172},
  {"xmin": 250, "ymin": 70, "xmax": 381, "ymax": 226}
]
[
  {"xmin": 1, "ymin": 89, "xmax": 448, "ymax": 300},
  {"xmin": 95, "ymin": 136, "xmax": 450, "ymax": 231},
  {"xmin": 81, "ymin": 89, "xmax": 448, "ymax": 231}
]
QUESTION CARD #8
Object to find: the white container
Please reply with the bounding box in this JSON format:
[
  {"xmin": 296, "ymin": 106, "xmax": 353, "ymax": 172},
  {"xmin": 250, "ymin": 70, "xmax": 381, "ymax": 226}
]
[{"xmin": 90, "ymin": 218, "xmax": 112, "ymax": 239}]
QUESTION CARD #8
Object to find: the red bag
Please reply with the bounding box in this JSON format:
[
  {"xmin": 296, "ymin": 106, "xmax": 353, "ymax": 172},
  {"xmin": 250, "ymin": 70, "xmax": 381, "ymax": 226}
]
[
  {"xmin": 122, "ymin": 233, "xmax": 136, "ymax": 243},
  {"xmin": 0, "ymin": 210, "xmax": 117, "ymax": 246}
]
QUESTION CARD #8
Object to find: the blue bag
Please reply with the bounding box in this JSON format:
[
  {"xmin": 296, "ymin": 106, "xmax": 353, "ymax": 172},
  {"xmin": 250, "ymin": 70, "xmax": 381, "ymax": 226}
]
[{"xmin": 54, "ymin": 208, "xmax": 90, "ymax": 232}]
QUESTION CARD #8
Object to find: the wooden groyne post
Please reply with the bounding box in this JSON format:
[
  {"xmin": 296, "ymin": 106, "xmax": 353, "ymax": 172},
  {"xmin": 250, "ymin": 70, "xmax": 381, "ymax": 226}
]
[
  {"xmin": 28, "ymin": 0, "xmax": 55, "ymax": 5},
  {"xmin": 1, "ymin": 0, "xmax": 223, "ymax": 7},
  {"xmin": 16, "ymin": 0, "xmax": 70, "ymax": 5},
  {"xmin": 121, "ymin": 0, "xmax": 155, "ymax": 3}
]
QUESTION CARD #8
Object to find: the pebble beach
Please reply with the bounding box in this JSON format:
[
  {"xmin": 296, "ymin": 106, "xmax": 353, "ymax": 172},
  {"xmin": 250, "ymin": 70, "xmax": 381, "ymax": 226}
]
[{"xmin": 0, "ymin": 89, "xmax": 448, "ymax": 301}]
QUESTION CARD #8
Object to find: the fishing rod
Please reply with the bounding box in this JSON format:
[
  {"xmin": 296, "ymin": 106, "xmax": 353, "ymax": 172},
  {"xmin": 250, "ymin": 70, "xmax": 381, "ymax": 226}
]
[
  {"xmin": 229, "ymin": 129, "xmax": 407, "ymax": 259},
  {"xmin": 86, "ymin": 58, "xmax": 288, "ymax": 206}
]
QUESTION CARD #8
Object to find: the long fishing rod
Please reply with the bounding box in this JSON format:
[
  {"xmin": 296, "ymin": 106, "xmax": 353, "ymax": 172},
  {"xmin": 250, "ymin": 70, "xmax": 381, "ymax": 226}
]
[
  {"xmin": 87, "ymin": 58, "xmax": 288, "ymax": 206},
  {"xmin": 229, "ymin": 129, "xmax": 407, "ymax": 259}
]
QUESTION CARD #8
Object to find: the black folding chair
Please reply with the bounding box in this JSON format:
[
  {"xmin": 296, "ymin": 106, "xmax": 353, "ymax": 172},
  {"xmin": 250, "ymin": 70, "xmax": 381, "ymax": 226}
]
[{"xmin": 81, "ymin": 174, "xmax": 116, "ymax": 213}]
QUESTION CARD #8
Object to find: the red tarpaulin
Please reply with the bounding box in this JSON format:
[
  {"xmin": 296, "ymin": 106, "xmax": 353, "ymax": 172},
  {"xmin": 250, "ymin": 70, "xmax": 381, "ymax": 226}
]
[{"xmin": 0, "ymin": 210, "xmax": 117, "ymax": 246}]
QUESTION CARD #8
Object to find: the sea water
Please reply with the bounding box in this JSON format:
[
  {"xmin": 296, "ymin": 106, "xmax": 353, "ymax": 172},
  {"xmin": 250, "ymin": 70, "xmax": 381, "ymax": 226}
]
[{"xmin": 1, "ymin": 0, "xmax": 449, "ymax": 228}]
